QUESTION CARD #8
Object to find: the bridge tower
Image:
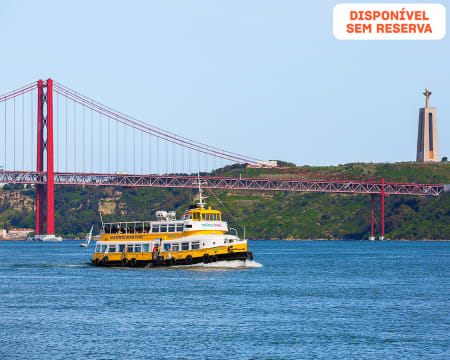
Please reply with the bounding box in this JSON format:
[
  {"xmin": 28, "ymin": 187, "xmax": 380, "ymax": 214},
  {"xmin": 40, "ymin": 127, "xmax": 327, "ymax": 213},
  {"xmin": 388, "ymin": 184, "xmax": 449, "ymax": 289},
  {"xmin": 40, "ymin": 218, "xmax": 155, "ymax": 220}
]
[{"xmin": 35, "ymin": 79, "xmax": 55, "ymax": 237}]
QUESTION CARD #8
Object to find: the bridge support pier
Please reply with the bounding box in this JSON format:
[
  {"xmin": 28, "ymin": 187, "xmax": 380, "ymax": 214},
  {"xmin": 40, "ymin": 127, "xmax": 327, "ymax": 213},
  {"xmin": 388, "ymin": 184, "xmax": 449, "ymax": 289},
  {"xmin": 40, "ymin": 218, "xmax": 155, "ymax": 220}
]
[
  {"xmin": 369, "ymin": 180, "xmax": 385, "ymax": 241},
  {"xmin": 380, "ymin": 178, "xmax": 385, "ymax": 241},
  {"xmin": 35, "ymin": 79, "xmax": 55, "ymax": 236},
  {"xmin": 370, "ymin": 194, "xmax": 375, "ymax": 239}
]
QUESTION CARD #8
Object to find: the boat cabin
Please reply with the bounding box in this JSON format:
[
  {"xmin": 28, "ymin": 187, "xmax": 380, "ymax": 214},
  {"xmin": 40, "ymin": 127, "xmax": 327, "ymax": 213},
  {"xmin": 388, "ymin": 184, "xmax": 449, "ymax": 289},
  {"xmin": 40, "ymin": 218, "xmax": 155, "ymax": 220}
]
[{"xmin": 102, "ymin": 221, "xmax": 185, "ymax": 235}]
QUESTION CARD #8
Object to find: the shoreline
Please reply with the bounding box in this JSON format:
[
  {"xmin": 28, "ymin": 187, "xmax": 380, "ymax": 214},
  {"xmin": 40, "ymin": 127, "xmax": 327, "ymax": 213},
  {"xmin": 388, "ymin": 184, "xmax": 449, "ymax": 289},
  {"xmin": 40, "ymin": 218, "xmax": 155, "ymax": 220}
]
[
  {"xmin": 1, "ymin": 238, "xmax": 449, "ymax": 242},
  {"xmin": 247, "ymin": 238, "xmax": 450, "ymax": 241}
]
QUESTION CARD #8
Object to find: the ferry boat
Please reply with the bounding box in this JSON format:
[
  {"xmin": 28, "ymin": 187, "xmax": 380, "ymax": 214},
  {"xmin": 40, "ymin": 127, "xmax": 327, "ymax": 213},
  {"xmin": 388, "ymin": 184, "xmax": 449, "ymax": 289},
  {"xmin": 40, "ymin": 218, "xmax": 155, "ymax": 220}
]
[{"xmin": 91, "ymin": 184, "xmax": 253, "ymax": 267}]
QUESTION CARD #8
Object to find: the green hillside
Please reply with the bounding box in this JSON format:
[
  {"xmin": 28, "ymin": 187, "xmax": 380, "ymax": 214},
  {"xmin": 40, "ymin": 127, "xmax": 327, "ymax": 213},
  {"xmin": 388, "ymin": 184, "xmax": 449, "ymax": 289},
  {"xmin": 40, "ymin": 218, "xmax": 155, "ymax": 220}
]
[{"xmin": 0, "ymin": 162, "xmax": 449, "ymax": 240}]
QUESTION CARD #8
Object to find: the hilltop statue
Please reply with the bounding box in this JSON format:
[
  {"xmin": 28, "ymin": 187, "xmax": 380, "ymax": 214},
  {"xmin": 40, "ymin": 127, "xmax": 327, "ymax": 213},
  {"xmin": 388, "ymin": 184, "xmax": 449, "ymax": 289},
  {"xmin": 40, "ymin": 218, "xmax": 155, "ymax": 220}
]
[
  {"xmin": 417, "ymin": 88, "xmax": 439, "ymax": 162},
  {"xmin": 423, "ymin": 88, "xmax": 432, "ymax": 108}
]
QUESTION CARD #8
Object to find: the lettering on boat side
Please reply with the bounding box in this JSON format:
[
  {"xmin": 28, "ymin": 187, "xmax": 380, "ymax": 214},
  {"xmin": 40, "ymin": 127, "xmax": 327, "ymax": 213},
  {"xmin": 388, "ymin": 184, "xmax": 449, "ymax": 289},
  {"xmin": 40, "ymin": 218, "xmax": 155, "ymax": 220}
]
[
  {"xmin": 201, "ymin": 223, "xmax": 217, "ymax": 228},
  {"xmin": 111, "ymin": 235, "xmax": 144, "ymax": 240}
]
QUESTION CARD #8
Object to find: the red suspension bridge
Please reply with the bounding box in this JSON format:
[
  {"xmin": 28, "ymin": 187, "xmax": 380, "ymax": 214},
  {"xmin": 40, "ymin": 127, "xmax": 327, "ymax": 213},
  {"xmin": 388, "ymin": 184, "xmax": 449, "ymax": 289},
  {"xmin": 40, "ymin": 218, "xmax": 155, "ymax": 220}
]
[{"xmin": 0, "ymin": 79, "xmax": 445, "ymax": 239}]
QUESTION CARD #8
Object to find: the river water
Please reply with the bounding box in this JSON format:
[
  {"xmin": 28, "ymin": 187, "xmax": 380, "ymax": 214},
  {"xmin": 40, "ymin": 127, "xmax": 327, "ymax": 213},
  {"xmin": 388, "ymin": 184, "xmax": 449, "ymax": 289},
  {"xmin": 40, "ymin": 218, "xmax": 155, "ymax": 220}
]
[{"xmin": 0, "ymin": 240, "xmax": 448, "ymax": 360}]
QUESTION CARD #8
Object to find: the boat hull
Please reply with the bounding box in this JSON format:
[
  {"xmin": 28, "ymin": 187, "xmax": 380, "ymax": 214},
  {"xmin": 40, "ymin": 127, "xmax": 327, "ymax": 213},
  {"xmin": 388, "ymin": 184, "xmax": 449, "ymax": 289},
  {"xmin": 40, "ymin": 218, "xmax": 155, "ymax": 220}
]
[{"xmin": 91, "ymin": 250, "xmax": 253, "ymax": 267}]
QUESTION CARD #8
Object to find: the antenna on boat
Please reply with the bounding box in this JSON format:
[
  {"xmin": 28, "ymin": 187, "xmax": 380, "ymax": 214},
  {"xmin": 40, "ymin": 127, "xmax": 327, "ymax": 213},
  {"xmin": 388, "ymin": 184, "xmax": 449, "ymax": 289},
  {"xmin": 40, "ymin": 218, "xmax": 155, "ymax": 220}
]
[{"xmin": 193, "ymin": 172, "xmax": 208, "ymax": 207}]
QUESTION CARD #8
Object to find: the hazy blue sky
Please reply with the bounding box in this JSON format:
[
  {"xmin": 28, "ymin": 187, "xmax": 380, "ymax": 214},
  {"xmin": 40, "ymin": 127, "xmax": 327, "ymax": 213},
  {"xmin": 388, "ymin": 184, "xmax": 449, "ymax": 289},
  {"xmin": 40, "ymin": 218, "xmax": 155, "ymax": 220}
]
[{"xmin": 0, "ymin": 0, "xmax": 449, "ymax": 167}]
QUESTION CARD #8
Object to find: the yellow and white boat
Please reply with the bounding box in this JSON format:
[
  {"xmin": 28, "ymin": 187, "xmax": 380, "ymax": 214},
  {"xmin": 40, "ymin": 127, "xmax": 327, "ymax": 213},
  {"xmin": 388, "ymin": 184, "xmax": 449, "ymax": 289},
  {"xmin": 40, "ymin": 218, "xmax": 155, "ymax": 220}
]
[{"xmin": 91, "ymin": 184, "xmax": 253, "ymax": 267}]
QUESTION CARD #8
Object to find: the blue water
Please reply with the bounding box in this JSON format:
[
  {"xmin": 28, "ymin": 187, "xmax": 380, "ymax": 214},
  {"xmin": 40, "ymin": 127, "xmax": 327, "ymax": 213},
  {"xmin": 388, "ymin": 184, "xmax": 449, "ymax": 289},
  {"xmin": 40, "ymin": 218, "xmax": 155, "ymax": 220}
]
[{"xmin": 0, "ymin": 240, "xmax": 448, "ymax": 360}]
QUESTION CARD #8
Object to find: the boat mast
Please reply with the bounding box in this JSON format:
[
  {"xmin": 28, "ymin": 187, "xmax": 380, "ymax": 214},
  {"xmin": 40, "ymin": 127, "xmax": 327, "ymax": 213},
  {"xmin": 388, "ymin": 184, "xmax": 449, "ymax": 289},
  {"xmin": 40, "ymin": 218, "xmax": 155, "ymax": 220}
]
[
  {"xmin": 87, "ymin": 225, "xmax": 94, "ymax": 245},
  {"xmin": 197, "ymin": 172, "xmax": 205, "ymax": 207}
]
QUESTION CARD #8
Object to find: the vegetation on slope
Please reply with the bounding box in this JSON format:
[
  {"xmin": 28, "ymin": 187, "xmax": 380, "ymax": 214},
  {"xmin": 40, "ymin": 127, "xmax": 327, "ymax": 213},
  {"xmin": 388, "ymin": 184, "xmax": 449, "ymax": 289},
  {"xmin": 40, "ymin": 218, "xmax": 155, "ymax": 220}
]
[{"xmin": 0, "ymin": 162, "xmax": 449, "ymax": 239}]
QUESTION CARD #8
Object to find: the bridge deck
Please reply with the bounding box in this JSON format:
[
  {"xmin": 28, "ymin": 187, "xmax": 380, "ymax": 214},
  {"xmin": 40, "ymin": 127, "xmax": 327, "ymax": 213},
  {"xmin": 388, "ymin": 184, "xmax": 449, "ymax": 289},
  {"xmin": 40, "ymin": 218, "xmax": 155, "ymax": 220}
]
[{"xmin": 0, "ymin": 171, "xmax": 444, "ymax": 197}]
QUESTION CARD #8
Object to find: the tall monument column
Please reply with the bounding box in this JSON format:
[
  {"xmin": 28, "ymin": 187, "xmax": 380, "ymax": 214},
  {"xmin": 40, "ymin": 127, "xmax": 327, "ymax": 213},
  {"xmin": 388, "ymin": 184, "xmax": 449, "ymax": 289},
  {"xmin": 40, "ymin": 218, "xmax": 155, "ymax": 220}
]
[{"xmin": 416, "ymin": 88, "xmax": 439, "ymax": 162}]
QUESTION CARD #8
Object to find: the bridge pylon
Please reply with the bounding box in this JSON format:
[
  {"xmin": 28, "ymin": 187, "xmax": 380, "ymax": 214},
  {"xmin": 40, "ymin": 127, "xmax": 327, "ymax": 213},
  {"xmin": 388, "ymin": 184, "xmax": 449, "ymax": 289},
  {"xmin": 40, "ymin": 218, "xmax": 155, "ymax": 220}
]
[{"xmin": 35, "ymin": 79, "xmax": 54, "ymax": 236}]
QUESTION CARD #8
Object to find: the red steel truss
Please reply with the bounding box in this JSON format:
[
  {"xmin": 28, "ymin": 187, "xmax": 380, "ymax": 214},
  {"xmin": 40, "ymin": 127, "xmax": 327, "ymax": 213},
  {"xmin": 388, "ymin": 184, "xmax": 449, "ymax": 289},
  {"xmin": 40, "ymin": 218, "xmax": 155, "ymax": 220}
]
[{"xmin": 1, "ymin": 171, "xmax": 445, "ymax": 197}]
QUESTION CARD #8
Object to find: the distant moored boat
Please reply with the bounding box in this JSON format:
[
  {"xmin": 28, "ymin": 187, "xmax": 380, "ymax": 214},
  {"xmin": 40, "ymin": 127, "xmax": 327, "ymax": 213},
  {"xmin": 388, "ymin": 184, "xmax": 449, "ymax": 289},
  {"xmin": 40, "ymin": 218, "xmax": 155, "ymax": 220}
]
[{"xmin": 27, "ymin": 234, "xmax": 63, "ymax": 242}]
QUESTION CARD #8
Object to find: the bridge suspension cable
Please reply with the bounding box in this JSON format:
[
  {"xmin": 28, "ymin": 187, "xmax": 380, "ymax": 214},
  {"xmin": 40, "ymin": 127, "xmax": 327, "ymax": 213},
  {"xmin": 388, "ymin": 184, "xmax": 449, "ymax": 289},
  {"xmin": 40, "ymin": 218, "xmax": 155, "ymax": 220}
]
[
  {"xmin": 0, "ymin": 79, "xmax": 432, "ymax": 186},
  {"xmin": 51, "ymin": 81, "xmax": 383, "ymax": 183}
]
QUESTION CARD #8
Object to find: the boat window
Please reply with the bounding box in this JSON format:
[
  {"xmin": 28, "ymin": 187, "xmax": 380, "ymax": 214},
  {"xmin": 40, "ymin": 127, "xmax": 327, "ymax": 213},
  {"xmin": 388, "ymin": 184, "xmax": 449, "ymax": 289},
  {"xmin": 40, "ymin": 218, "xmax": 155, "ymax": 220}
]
[
  {"xmin": 152, "ymin": 224, "xmax": 159, "ymax": 233},
  {"xmin": 172, "ymin": 243, "xmax": 179, "ymax": 251},
  {"xmin": 108, "ymin": 245, "xmax": 117, "ymax": 253},
  {"xmin": 181, "ymin": 242, "xmax": 189, "ymax": 251},
  {"xmin": 120, "ymin": 223, "xmax": 127, "ymax": 234},
  {"xmin": 135, "ymin": 223, "xmax": 143, "ymax": 234},
  {"xmin": 128, "ymin": 223, "xmax": 135, "ymax": 234},
  {"xmin": 144, "ymin": 223, "xmax": 151, "ymax": 233},
  {"xmin": 101, "ymin": 245, "xmax": 107, "ymax": 252},
  {"xmin": 224, "ymin": 239, "xmax": 227, "ymax": 244},
  {"xmin": 112, "ymin": 224, "xmax": 120, "ymax": 234},
  {"xmin": 185, "ymin": 213, "xmax": 192, "ymax": 220},
  {"xmin": 143, "ymin": 244, "xmax": 150, "ymax": 252},
  {"xmin": 168, "ymin": 224, "xmax": 175, "ymax": 232},
  {"xmin": 160, "ymin": 224, "xmax": 167, "ymax": 232},
  {"xmin": 95, "ymin": 244, "xmax": 100, "ymax": 252},
  {"xmin": 103, "ymin": 224, "xmax": 111, "ymax": 234},
  {"xmin": 218, "ymin": 214, "xmax": 221, "ymax": 221},
  {"xmin": 193, "ymin": 212, "xmax": 200, "ymax": 221},
  {"xmin": 191, "ymin": 241, "xmax": 200, "ymax": 250},
  {"xmin": 202, "ymin": 213, "xmax": 206, "ymax": 221},
  {"xmin": 135, "ymin": 245, "xmax": 142, "ymax": 252},
  {"xmin": 119, "ymin": 244, "xmax": 125, "ymax": 252},
  {"xmin": 176, "ymin": 224, "xmax": 184, "ymax": 232},
  {"xmin": 127, "ymin": 244, "xmax": 134, "ymax": 252},
  {"xmin": 164, "ymin": 243, "xmax": 171, "ymax": 251}
]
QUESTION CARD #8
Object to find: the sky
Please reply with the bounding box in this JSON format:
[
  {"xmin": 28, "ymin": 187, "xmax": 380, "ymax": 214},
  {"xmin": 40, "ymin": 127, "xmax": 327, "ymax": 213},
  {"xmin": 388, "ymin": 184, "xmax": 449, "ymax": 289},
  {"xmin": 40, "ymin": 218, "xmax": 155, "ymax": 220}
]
[{"xmin": 0, "ymin": 0, "xmax": 449, "ymax": 168}]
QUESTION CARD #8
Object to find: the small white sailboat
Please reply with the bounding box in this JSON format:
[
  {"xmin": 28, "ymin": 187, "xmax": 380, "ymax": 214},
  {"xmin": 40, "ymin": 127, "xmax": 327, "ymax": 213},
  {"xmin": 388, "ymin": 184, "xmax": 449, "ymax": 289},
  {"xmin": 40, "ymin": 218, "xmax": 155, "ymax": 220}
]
[{"xmin": 80, "ymin": 225, "xmax": 94, "ymax": 247}]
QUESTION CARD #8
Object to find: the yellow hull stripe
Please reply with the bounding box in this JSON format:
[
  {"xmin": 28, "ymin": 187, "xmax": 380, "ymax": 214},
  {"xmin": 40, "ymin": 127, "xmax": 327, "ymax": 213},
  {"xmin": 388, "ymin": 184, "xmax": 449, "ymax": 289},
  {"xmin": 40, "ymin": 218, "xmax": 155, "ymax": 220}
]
[{"xmin": 92, "ymin": 243, "xmax": 247, "ymax": 262}]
